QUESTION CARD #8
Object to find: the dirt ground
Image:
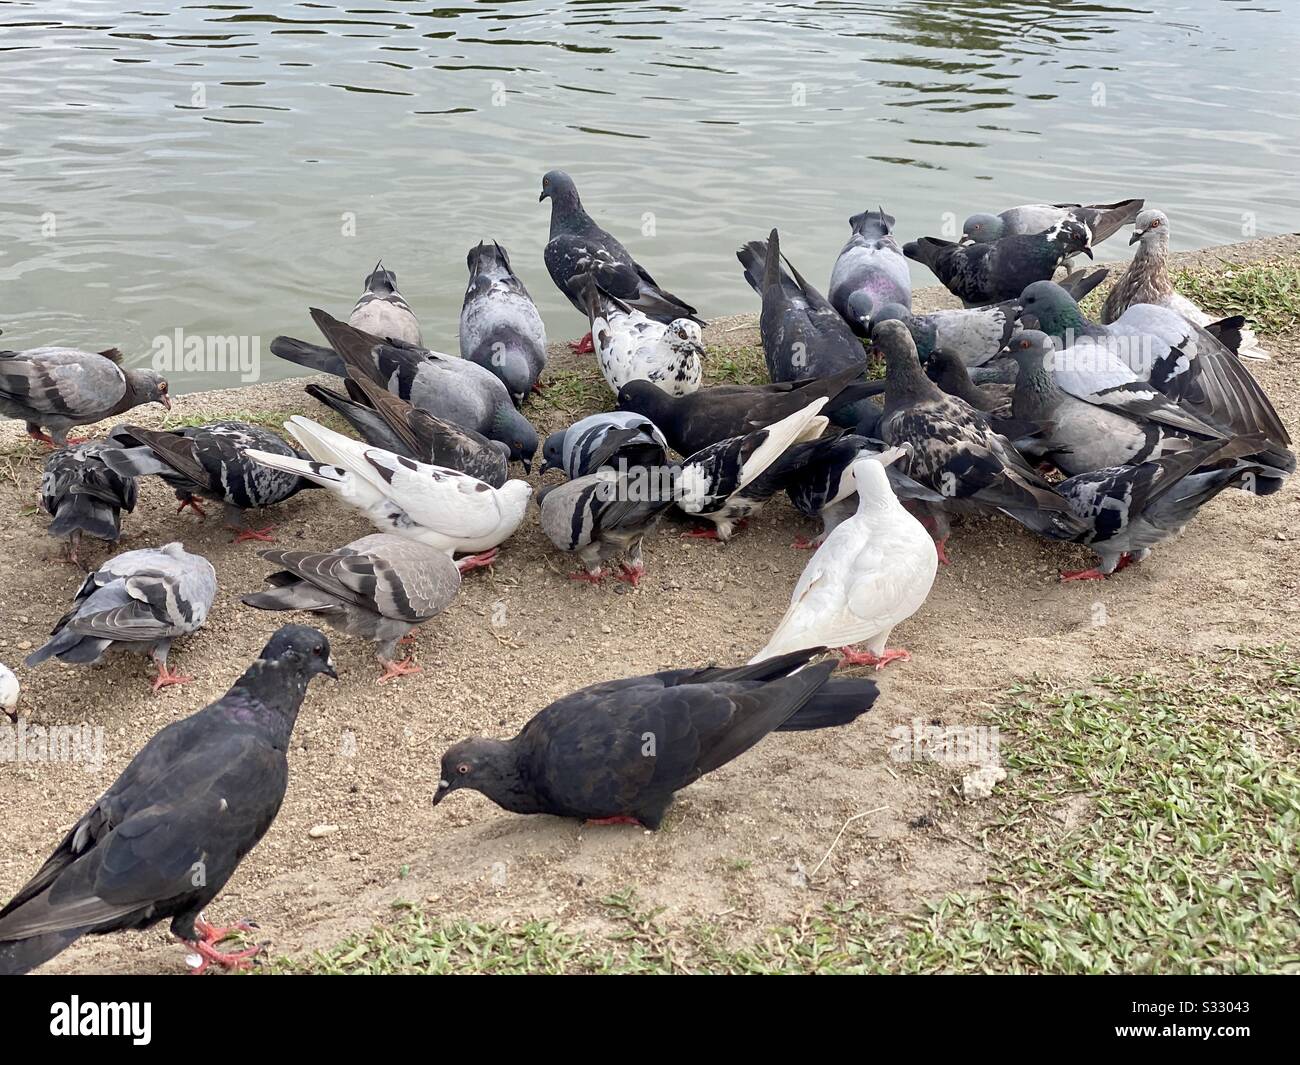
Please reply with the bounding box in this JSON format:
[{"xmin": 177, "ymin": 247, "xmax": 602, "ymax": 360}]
[{"xmin": 1, "ymin": 235, "xmax": 1296, "ymax": 974}]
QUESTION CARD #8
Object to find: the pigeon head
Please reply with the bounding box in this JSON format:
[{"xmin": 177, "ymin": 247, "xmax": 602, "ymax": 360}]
[
  {"xmin": 1002, "ymin": 330, "xmax": 1056, "ymax": 371},
  {"xmin": 364, "ymin": 261, "xmax": 399, "ymax": 296},
  {"xmin": 848, "ymin": 207, "xmax": 896, "ymax": 238},
  {"xmin": 1130, "ymin": 209, "xmax": 1170, "ymax": 247},
  {"xmin": 961, "ymin": 213, "xmax": 1003, "ymax": 244},
  {"xmin": 844, "ymin": 290, "xmax": 877, "ymax": 331},
  {"xmin": 1043, "ymin": 218, "xmax": 1093, "ymax": 259},
  {"xmin": 868, "ymin": 319, "xmax": 917, "ymax": 363},
  {"xmin": 0, "ymin": 663, "xmax": 17, "ymax": 722},
  {"xmin": 432, "ymin": 736, "xmax": 524, "ymax": 810},
  {"xmin": 667, "ymin": 319, "xmax": 703, "ymax": 352},
  {"xmin": 1016, "ymin": 281, "xmax": 1086, "ymax": 340},
  {"xmin": 616, "ymin": 380, "xmax": 674, "ymax": 421},
  {"xmin": 493, "ymin": 404, "xmax": 539, "ymax": 472},
  {"xmin": 849, "ymin": 453, "xmax": 897, "ymax": 509},
  {"xmin": 867, "ymin": 301, "xmax": 911, "ymax": 333},
  {"xmin": 256, "ymin": 624, "xmax": 338, "ymax": 681},
  {"xmin": 539, "ymin": 169, "xmax": 580, "ymax": 209},
  {"xmin": 124, "ymin": 369, "xmax": 171, "ymax": 411},
  {"xmin": 539, "ymin": 428, "xmax": 567, "ymax": 476}
]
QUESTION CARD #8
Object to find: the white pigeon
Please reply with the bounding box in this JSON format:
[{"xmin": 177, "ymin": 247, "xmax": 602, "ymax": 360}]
[
  {"xmin": 0, "ymin": 663, "xmax": 18, "ymax": 720},
  {"xmin": 576, "ymin": 273, "xmax": 703, "ymax": 396},
  {"xmin": 750, "ymin": 450, "xmax": 937, "ymax": 669},
  {"xmin": 244, "ymin": 415, "xmax": 532, "ymax": 561}
]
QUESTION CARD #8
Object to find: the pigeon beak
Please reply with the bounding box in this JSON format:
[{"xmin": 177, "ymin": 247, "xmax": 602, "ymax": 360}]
[
  {"xmin": 958, "ymin": 235, "xmax": 973, "ymax": 246},
  {"xmin": 431, "ymin": 780, "xmax": 451, "ymax": 807},
  {"xmin": 1129, "ymin": 229, "xmax": 1144, "ymax": 245},
  {"xmin": 323, "ymin": 655, "xmax": 338, "ymax": 680},
  {"xmin": 1080, "ymin": 246, "xmax": 1094, "ymax": 260},
  {"xmin": 538, "ymin": 190, "xmax": 548, "ymax": 203},
  {"xmin": 521, "ymin": 458, "xmax": 533, "ymax": 474},
  {"xmin": 159, "ymin": 394, "xmax": 172, "ymax": 411}
]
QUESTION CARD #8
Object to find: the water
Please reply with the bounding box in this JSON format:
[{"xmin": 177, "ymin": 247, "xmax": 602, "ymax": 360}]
[{"xmin": 1, "ymin": 0, "xmax": 1297, "ymax": 393}]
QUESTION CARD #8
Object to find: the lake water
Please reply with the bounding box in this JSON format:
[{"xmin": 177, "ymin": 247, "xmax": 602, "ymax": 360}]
[{"xmin": 2, "ymin": 0, "xmax": 1298, "ymax": 393}]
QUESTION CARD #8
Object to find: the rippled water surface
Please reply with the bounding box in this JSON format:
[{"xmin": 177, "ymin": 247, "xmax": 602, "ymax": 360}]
[{"xmin": 2, "ymin": 1, "xmax": 1297, "ymax": 391}]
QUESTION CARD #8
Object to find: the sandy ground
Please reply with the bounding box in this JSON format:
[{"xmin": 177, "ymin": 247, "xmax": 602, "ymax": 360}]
[{"xmin": 1, "ymin": 235, "xmax": 1297, "ymax": 974}]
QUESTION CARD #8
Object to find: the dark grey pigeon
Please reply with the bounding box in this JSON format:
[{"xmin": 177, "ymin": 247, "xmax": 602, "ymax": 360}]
[
  {"xmin": 540, "ymin": 169, "xmax": 700, "ymax": 352},
  {"xmin": 963, "ymin": 199, "xmax": 1143, "ymax": 247},
  {"xmin": 431, "ymin": 650, "xmax": 878, "ymax": 829},
  {"xmin": 460, "ymin": 241, "xmax": 547, "ymax": 406},
  {"xmin": 873, "ymin": 321, "xmax": 1085, "ymax": 562},
  {"xmin": 0, "ymin": 347, "xmax": 170, "ymax": 447},
  {"xmin": 538, "ymin": 467, "xmax": 677, "ymax": 586},
  {"xmin": 103, "ymin": 421, "xmax": 315, "ymax": 542},
  {"xmin": 25, "ymin": 541, "xmax": 216, "ymax": 691},
  {"xmin": 270, "ymin": 308, "xmax": 538, "ymax": 470},
  {"xmin": 40, "ymin": 441, "xmax": 138, "ymax": 567},
  {"xmin": 904, "ymin": 219, "xmax": 1092, "ymax": 307},
  {"xmin": 0, "ymin": 625, "xmax": 335, "ymax": 976},
  {"xmin": 737, "ymin": 228, "xmax": 866, "ymax": 384},
  {"xmin": 349, "ymin": 261, "xmax": 422, "ymax": 346},
  {"xmin": 827, "ymin": 208, "xmax": 911, "ymax": 335},
  {"xmin": 785, "ymin": 434, "xmax": 943, "ymax": 548},
  {"xmin": 925, "ymin": 349, "xmax": 1014, "ymax": 418},
  {"xmin": 616, "ymin": 363, "xmax": 876, "ymax": 458},
  {"xmin": 1046, "ymin": 435, "xmax": 1266, "ymax": 581},
  {"xmin": 540, "ymin": 411, "xmax": 669, "ymax": 480},
  {"xmin": 305, "ymin": 373, "xmax": 510, "ymax": 487},
  {"xmin": 243, "ymin": 534, "xmax": 461, "ymax": 684}
]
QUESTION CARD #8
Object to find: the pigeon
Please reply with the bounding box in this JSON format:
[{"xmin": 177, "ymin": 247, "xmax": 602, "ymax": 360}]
[
  {"xmin": 962, "ymin": 199, "xmax": 1143, "ymax": 247},
  {"xmin": 752, "ymin": 451, "xmax": 937, "ymax": 668},
  {"xmin": 904, "ymin": 219, "xmax": 1093, "ymax": 306},
  {"xmin": 571, "ymin": 271, "xmax": 704, "ymax": 397},
  {"xmin": 460, "ymin": 241, "xmax": 547, "ymax": 405},
  {"xmin": 270, "ymin": 308, "xmax": 538, "ymax": 470},
  {"xmin": 540, "ymin": 169, "xmax": 700, "ymax": 352},
  {"xmin": 675, "ymin": 397, "xmax": 830, "ymax": 541},
  {"xmin": 348, "ymin": 261, "xmax": 422, "ymax": 346},
  {"xmin": 540, "ymin": 411, "xmax": 669, "ymax": 480},
  {"xmin": 0, "ymin": 347, "xmax": 170, "ymax": 447},
  {"xmin": 431, "ymin": 649, "xmax": 878, "ymax": 829},
  {"xmin": 616, "ymin": 363, "xmax": 875, "ymax": 458},
  {"xmin": 244, "ymin": 415, "xmax": 531, "ymax": 564},
  {"xmin": 25, "ymin": 542, "xmax": 216, "ymax": 691},
  {"xmin": 243, "ymin": 534, "xmax": 461, "ymax": 683},
  {"xmin": 39, "ymin": 441, "xmax": 138, "ymax": 567},
  {"xmin": 873, "ymin": 321, "xmax": 1085, "ymax": 561},
  {"xmin": 304, "ymin": 373, "xmax": 510, "ymax": 487},
  {"xmin": 0, "ymin": 625, "xmax": 336, "ymax": 976},
  {"xmin": 1017, "ymin": 281, "xmax": 1292, "ymax": 478},
  {"xmin": 1004, "ymin": 330, "xmax": 1208, "ymax": 475},
  {"xmin": 538, "ymin": 466, "xmax": 677, "ymax": 586},
  {"xmin": 827, "ymin": 208, "xmax": 911, "ymax": 335},
  {"xmin": 925, "ymin": 349, "xmax": 1014, "ymax": 418},
  {"xmin": 1101, "ymin": 209, "xmax": 1271, "ymax": 360},
  {"xmin": 102, "ymin": 422, "xmax": 316, "ymax": 543},
  {"xmin": 1047, "ymin": 435, "xmax": 1268, "ymax": 581},
  {"xmin": 0, "ymin": 664, "xmax": 17, "ymax": 722},
  {"xmin": 737, "ymin": 228, "xmax": 867, "ymax": 384}
]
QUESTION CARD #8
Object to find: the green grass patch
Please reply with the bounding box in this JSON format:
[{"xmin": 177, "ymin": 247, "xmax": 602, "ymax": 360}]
[
  {"xmin": 1174, "ymin": 258, "xmax": 1300, "ymax": 336},
  {"xmin": 270, "ymin": 647, "xmax": 1299, "ymax": 975}
]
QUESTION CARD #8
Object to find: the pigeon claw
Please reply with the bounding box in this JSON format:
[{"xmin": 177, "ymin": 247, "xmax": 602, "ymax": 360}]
[
  {"xmin": 455, "ymin": 549, "xmax": 498, "ymax": 573},
  {"xmin": 26, "ymin": 429, "xmax": 57, "ymax": 447},
  {"xmin": 615, "ymin": 563, "xmax": 644, "ymax": 587},
  {"xmin": 568, "ymin": 332, "xmax": 595, "ymax": 355},
  {"xmin": 791, "ymin": 535, "xmax": 819, "ymax": 550},
  {"xmin": 934, "ymin": 537, "xmax": 951, "ymax": 566},
  {"xmin": 151, "ymin": 663, "xmax": 193, "ymax": 692},
  {"xmin": 838, "ymin": 646, "xmax": 911, "ymax": 670},
  {"xmin": 583, "ymin": 815, "xmax": 644, "ymax": 827},
  {"xmin": 680, "ymin": 526, "xmax": 723, "ymax": 541},
  {"xmin": 1059, "ymin": 566, "xmax": 1108, "ymax": 582},
  {"xmin": 177, "ymin": 497, "xmax": 208, "ymax": 518},
  {"xmin": 229, "ymin": 525, "xmax": 276, "ymax": 544},
  {"xmin": 568, "ymin": 569, "xmax": 604, "ymax": 585},
  {"xmin": 377, "ymin": 657, "xmax": 422, "ymax": 684}
]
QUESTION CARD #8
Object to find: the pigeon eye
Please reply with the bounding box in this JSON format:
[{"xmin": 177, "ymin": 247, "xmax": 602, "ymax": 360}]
[
  {"xmin": 456, "ymin": 762, "xmax": 471, "ymax": 775},
  {"xmin": 313, "ymin": 645, "xmax": 324, "ymax": 656}
]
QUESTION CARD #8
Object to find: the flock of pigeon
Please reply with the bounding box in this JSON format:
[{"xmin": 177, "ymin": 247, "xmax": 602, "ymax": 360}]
[{"xmin": 0, "ymin": 171, "xmax": 1292, "ymax": 975}]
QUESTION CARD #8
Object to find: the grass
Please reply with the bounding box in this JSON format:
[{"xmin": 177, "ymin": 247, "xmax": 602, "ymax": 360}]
[
  {"xmin": 1174, "ymin": 258, "xmax": 1300, "ymax": 335},
  {"xmin": 271, "ymin": 646, "xmax": 1299, "ymax": 975}
]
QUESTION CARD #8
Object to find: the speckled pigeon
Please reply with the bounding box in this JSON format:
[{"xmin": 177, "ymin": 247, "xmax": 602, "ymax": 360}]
[{"xmin": 40, "ymin": 441, "xmax": 138, "ymax": 567}]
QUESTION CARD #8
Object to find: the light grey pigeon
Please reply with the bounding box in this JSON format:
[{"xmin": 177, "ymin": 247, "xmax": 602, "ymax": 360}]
[
  {"xmin": 905, "ymin": 220, "xmax": 1092, "ymax": 307},
  {"xmin": 102, "ymin": 421, "xmax": 316, "ymax": 543},
  {"xmin": 0, "ymin": 664, "xmax": 17, "ymax": 722},
  {"xmin": 244, "ymin": 416, "xmax": 531, "ymax": 564},
  {"xmin": 538, "ymin": 467, "xmax": 677, "ymax": 586},
  {"xmin": 571, "ymin": 272, "xmax": 703, "ymax": 397},
  {"xmin": 1101, "ymin": 209, "xmax": 1270, "ymax": 360},
  {"xmin": 0, "ymin": 347, "xmax": 170, "ymax": 447},
  {"xmin": 540, "ymin": 169, "xmax": 701, "ymax": 352},
  {"xmin": 460, "ymin": 241, "xmax": 547, "ymax": 406},
  {"xmin": 243, "ymin": 534, "xmax": 462, "ymax": 684},
  {"xmin": 752, "ymin": 451, "xmax": 937, "ymax": 669},
  {"xmin": 828, "ymin": 208, "xmax": 911, "ymax": 336},
  {"xmin": 25, "ymin": 542, "xmax": 216, "ymax": 691},
  {"xmin": 962, "ymin": 199, "xmax": 1143, "ymax": 247},
  {"xmin": 540, "ymin": 411, "xmax": 669, "ymax": 480},
  {"xmin": 304, "ymin": 373, "xmax": 510, "ymax": 487},
  {"xmin": 270, "ymin": 308, "xmax": 538, "ymax": 470},
  {"xmin": 40, "ymin": 441, "xmax": 138, "ymax": 567},
  {"xmin": 348, "ymin": 262, "xmax": 422, "ymax": 346},
  {"xmin": 873, "ymin": 321, "xmax": 1085, "ymax": 562}
]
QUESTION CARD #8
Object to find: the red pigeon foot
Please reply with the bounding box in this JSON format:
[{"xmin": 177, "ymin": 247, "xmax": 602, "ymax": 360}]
[
  {"xmin": 229, "ymin": 525, "xmax": 275, "ymax": 544},
  {"xmin": 568, "ymin": 332, "xmax": 594, "ymax": 355},
  {"xmin": 837, "ymin": 646, "xmax": 911, "ymax": 670},
  {"xmin": 177, "ymin": 497, "xmax": 208, "ymax": 518},
  {"xmin": 377, "ymin": 657, "xmax": 422, "ymax": 684},
  {"xmin": 152, "ymin": 663, "xmax": 193, "ymax": 692},
  {"xmin": 615, "ymin": 562, "xmax": 644, "ymax": 587},
  {"xmin": 568, "ymin": 569, "xmax": 604, "ymax": 584},
  {"xmin": 791, "ymin": 535, "xmax": 819, "ymax": 550},
  {"xmin": 681, "ymin": 526, "xmax": 722, "ymax": 541},
  {"xmin": 455, "ymin": 549, "xmax": 498, "ymax": 573},
  {"xmin": 934, "ymin": 536, "xmax": 951, "ymax": 566},
  {"xmin": 583, "ymin": 815, "xmax": 643, "ymax": 827},
  {"xmin": 183, "ymin": 919, "xmax": 262, "ymax": 975}
]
